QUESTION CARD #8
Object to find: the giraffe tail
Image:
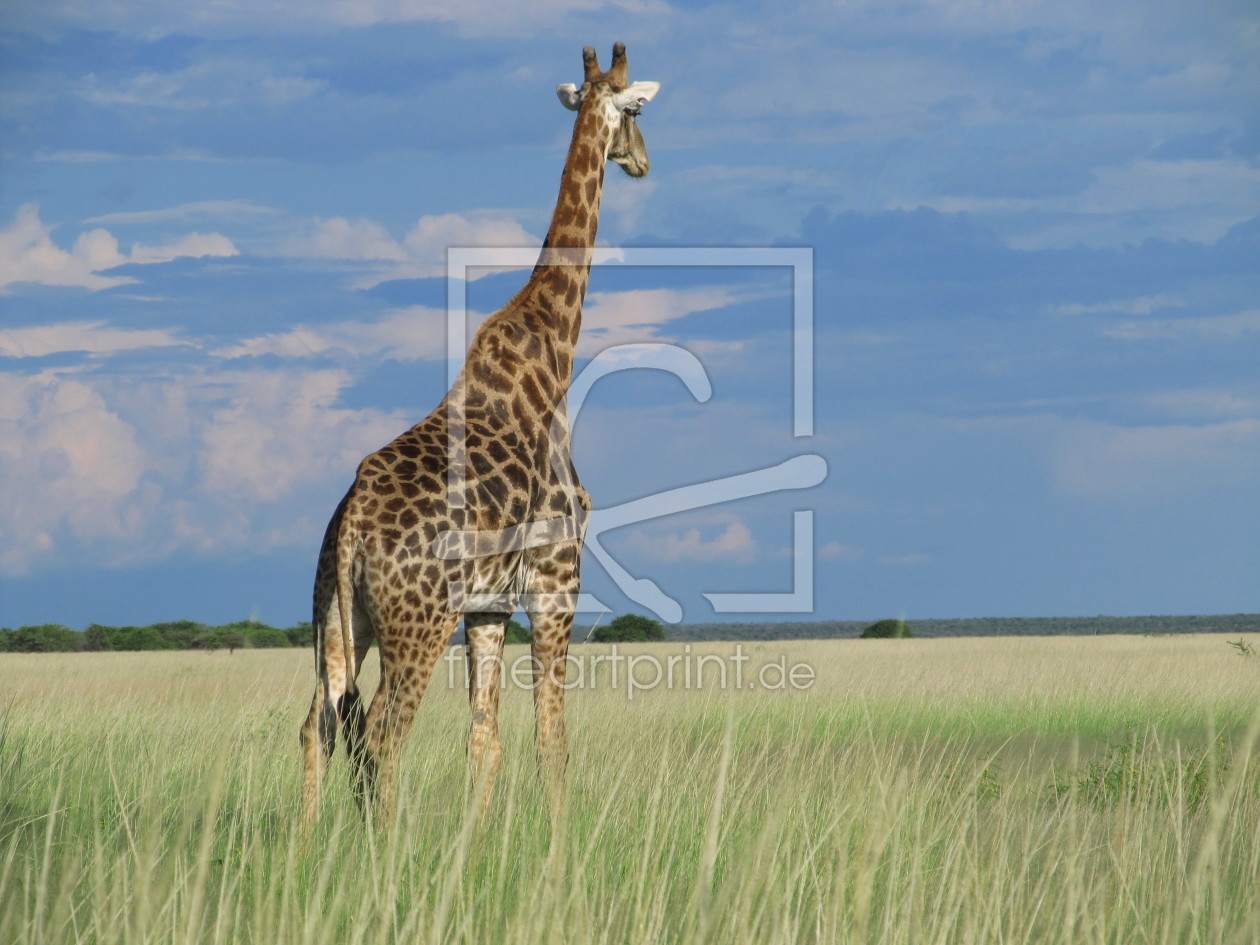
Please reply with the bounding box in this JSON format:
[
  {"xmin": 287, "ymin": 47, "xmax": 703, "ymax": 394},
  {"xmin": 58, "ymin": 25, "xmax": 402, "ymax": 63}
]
[{"xmin": 336, "ymin": 523, "xmax": 359, "ymax": 698}]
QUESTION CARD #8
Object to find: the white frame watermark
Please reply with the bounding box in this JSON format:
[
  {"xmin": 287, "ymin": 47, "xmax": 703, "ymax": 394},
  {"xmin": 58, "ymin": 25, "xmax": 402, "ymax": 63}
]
[{"xmin": 443, "ymin": 246, "xmax": 824, "ymax": 623}]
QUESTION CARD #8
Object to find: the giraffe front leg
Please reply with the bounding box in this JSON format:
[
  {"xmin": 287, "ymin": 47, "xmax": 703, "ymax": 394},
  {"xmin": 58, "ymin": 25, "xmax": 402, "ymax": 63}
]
[
  {"xmin": 527, "ymin": 595, "xmax": 577, "ymax": 815},
  {"xmin": 464, "ymin": 614, "xmax": 508, "ymax": 811},
  {"xmin": 358, "ymin": 668, "xmax": 416, "ymax": 825}
]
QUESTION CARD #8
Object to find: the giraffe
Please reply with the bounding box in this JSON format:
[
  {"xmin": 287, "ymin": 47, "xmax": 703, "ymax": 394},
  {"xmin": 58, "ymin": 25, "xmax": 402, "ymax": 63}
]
[{"xmin": 300, "ymin": 43, "xmax": 660, "ymax": 825}]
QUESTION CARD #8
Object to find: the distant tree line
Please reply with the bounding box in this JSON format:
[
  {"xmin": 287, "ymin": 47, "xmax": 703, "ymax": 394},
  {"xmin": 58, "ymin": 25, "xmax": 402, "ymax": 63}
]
[
  {"xmin": 664, "ymin": 614, "xmax": 1260, "ymax": 641},
  {"xmin": 0, "ymin": 620, "xmax": 314, "ymax": 653},
  {"xmin": 0, "ymin": 612, "xmax": 673, "ymax": 653},
  {"xmin": 2, "ymin": 613, "xmax": 675, "ymax": 654},
  {"xmin": 5, "ymin": 612, "xmax": 1255, "ymax": 654}
]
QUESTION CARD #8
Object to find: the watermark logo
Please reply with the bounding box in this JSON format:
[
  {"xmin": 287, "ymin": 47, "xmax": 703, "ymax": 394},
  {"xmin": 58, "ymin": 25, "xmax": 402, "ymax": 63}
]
[
  {"xmin": 443, "ymin": 247, "xmax": 824, "ymax": 623},
  {"xmin": 445, "ymin": 643, "xmax": 817, "ymax": 699}
]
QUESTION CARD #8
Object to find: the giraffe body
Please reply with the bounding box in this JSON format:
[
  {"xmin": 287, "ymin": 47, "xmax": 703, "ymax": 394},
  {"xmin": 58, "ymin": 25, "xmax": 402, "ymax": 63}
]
[{"xmin": 300, "ymin": 44, "xmax": 658, "ymax": 824}]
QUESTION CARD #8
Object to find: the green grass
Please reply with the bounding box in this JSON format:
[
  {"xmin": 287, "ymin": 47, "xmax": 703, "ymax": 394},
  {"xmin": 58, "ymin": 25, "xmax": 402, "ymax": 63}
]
[{"xmin": 1, "ymin": 636, "xmax": 1258, "ymax": 944}]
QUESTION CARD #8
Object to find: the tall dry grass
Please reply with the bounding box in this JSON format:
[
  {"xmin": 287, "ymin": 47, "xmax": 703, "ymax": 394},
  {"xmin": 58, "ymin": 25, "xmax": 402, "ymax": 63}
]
[{"xmin": 1, "ymin": 635, "xmax": 1257, "ymax": 943}]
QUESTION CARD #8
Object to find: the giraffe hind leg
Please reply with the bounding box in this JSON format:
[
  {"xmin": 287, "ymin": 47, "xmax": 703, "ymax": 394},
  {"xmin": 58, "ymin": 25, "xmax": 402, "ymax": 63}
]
[
  {"xmin": 319, "ymin": 696, "xmax": 339, "ymax": 755},
  {"xmin": 342, "ymin": 687, "xmax": 371, "ymax": 807},
  {"xmin": 300, "ymin": 682, "xmax": 336, "ymax": 830}
]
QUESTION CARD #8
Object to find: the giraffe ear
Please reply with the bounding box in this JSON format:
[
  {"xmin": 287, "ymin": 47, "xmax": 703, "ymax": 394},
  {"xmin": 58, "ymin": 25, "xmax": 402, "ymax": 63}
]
[
  {"xmin": 556, "ymin": 83, "xmax": 583, "ymax": 111},
  {"xmin": 611, "ymin": 81, "xmax": 660, "ymax": 110}
]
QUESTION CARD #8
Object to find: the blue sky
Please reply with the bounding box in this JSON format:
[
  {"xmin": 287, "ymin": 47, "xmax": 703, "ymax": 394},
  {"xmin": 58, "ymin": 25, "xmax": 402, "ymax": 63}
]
[{"xmin": 1, "ymin": 0, "xmax": 1257, "ymax": 631}]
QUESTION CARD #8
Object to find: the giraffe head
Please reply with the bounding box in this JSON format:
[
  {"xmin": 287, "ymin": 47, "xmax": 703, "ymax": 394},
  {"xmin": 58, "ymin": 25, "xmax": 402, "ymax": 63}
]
[{"xmin": 555, "ymin": 42, "xmax": 659, "ymax": 178}]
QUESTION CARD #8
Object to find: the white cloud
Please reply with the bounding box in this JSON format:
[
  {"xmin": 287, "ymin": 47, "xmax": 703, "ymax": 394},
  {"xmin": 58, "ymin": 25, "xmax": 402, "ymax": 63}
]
[
  {"xmin": 876, "ymin": 553, "xmax": 931, "ymax": 566},
  {"xmin": 1052, "ymin": 417, "xmax": 1260, "ymax": 499},
  {"xmin": 129, "ymin": 232, "xmax": 238, "ymax": 265},
  {"xmin": 623, "ymin": 516, "xmax": 758, "ymax": 564},
  {"xmin": 0, "ymin": 366, "xmax": 406, "ymax": 573},
  {"xmin": 293, "ymin": 217, "xmax": 408, "ymax": 262},
  {"xmin": 1075, "ymin": 159, "xmax": 1260, "ymax": 218},
  {"xmin": 0, "ymin": 373, "xmax": 148, "ymax": 574},
  {"xmin": 954, "ymin": 411, "xmax": 1260, "ymax": 502},
  {"xmin": 85, "ymin": 200, "xmax": 279, "ymax": 225},
  {"xmin": 1102, "ymin": 310, "xmax": 1260, "ymax": 342},
  {"xmin": 0, "ymin": 205, "xmax": 238, "ymax": 292},
  {"xmin": 78, "ymin": 60, "xmax": 325, "ymax": 110},
  {"xmin": 0, "ymin": 321, "xmax": 186, "ymax": 359},
  {"xmin": 36, "ymin": 149, "xmax": 232, "ymax": 163},
  {"xmin": 819, "ymin": 540, "xmax": 864, "ymax": 563},
  {"xmin": 287, "ymin": 212, "xmax": 538, "ymax": 284},
  {"xmin": 398, "ymin": 213, "xmax": 538, "ymax": 280},
  {"xmin": 909, "ymin": 154, "xmax": 1260, "ymax": 249},
  {"xmin": 675, "ymin": 165, "xmax": 837, "ymax": 189},
  {"xmin": 721, "ymin": 47, "xmax": 969, "ymax": 127},
  {"xmin": 599, "ymin": 177, "xmax": 659, "ymax": 233},
  {"xmin": 214, "ymin": 306, "xmax": 449, "ymax": 361},
  {"xmin": 1135, "ymin": 388, "xmax": 1260, "ymax": 421},
  {"xmin": 1141, "ymin": 60, "xmax": 1235, "ymax": 99},
  {"xmin": 1049, "ymin": 295, "xmax": 1183, "ymax": 317},
  {"xmin": 217, "ymin": 283, "xmax": 751, "ymax": 366},
  {"xmin": 0, "ymin": 205, "xmax": 134, "ymax": 292},
  {"xmin": 888, "ymin": 196, "xmax": 1038, "ymax": 215},
  {"xmin": 34, "ymin": 151, "xmax": 132, "ymax": 163},
  {"xmin": 1008, "ymin": 158, "xmax": 1260, "ymax": 248},
  {"xmin": 197, "ymin": 369, "xmax": 404, "ymax": 503},
  {"xmin": 17, "ymin": 0, "xmax": 668, "ymax": 39},
  {"xmin": 337, "ymin": 0, "xmax": 671, "ymax": 35},
  {"xmin": 578, "ymin": 287, "xmax": 743, "ymax": 356}
]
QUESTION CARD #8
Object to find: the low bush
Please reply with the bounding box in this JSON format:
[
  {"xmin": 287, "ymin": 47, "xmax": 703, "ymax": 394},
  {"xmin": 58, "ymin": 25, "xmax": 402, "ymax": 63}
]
[
  {"xmin": 860, "ymin": 619, "xmax": 913, "ymax": 639},
  {"xmin": 590, "ymin": 613, "xmax": 666, "ymax": 643}
]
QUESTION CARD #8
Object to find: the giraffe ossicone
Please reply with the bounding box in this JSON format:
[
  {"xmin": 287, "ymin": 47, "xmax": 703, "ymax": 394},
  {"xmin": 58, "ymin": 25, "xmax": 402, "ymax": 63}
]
[{"xmin": 300, "ymin": 42, "xmax": 659, "ymax": 826}]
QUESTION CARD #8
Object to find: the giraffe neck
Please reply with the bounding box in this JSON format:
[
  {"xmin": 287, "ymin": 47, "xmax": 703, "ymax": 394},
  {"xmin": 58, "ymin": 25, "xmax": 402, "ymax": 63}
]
[{"xmin": 511, "ymin": 100, "xmax": 615, "ymax": 347}]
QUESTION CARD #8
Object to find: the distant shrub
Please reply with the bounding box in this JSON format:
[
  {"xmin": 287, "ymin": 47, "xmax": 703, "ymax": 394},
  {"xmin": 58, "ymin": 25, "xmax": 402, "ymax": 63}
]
[
  {"xmin": 286, "ymin": 622, "xmax": 314, "ymax": 647},
  {"xmin": 196, "ymin": 628, "xmax": 247, "ymax": 653},
  {"xmin": 1049, "ymin": 727, "xmax": 1230, "ymax": 812},
  {"xmin": 76, "ymin": 622, "xmax": 202, "ymax": 651},
  {"xmin": 82, "ymin": 624, "xmax": 115, "ymax": 651},
  {"xmin": 1226, "ymin": 638, "xmax": 1257, "ymax": 659},
  {"xmin": 152, "ymin": 620, "xmax": 207, "ymax": 648},
  {"xmin": 111, "ymin": 625, "xmax": 174, "ymax": 651},
  {"xmin": 591, "ymin": 614, "xmax": 665, "ymax": 643},
  {"xmin": 1, "ymin": 624, "xmax": 82, "ymax": 653},
  {"xmin": 977, "ymin": 764, "xmax": 1002, "ymax": 801},
  {"xmin": 504, "ymin": 619, "xmax": 531, "ymax": 644},
  {"xmin": 860, "ymin": 619, "xmax": 913, "ymax": 639},
  {"xmin": 208, "ymin": 620, "xmax": 290, "ymax": 649},
  {"xmin": 246, "ymin": 626, "xmax": 291, "ymax": 648}
]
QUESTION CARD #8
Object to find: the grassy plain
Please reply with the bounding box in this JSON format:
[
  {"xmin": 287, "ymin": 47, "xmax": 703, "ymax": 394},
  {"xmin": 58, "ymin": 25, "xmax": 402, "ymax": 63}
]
[{"xmin": 1, "ymin": 635, "xmax": 1258, "ymax": 944}]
